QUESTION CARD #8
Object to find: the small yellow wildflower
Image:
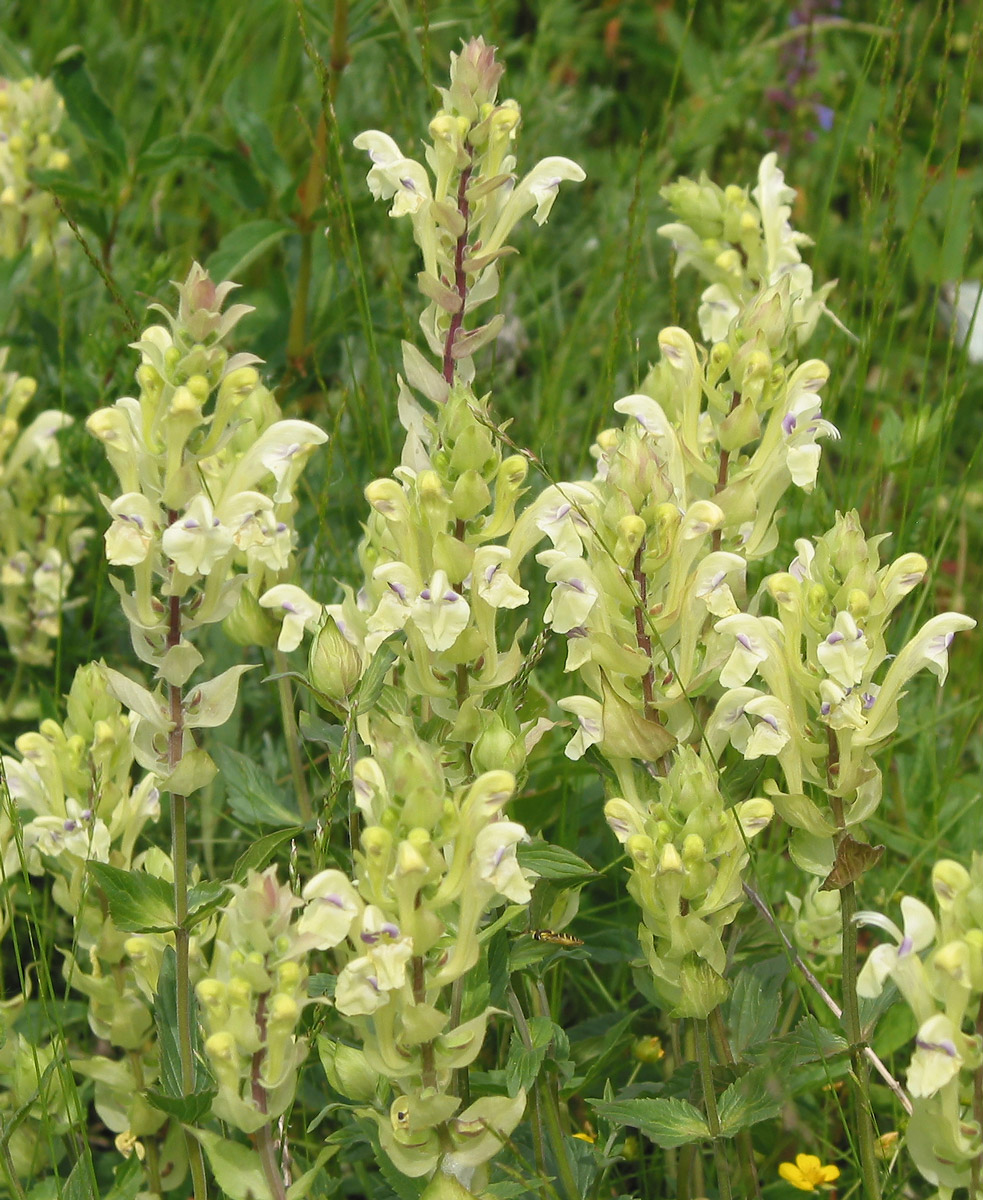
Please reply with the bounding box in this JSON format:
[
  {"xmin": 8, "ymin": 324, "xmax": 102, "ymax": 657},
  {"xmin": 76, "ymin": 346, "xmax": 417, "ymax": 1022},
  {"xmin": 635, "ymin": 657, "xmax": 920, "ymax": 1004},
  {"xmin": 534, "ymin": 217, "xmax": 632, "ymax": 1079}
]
[{"xmin": 778, "ymin": 1153, "xmax": 840, "ymax": 1191}]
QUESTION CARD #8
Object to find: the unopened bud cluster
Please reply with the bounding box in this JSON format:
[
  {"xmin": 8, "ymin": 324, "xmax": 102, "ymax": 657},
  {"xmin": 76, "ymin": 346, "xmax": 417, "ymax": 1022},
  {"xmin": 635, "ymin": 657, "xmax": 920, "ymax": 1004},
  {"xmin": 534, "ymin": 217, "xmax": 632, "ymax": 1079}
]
[
  {"xmin": 605, "ymin": 747, "xmax": 772, "ymax": 1016},
  {"xmin": 0, "ymin": 75, "xmax": 70, "ymax": 260},
  {"xmin": 857, "ymin": 856, "xmax": 983, "ymax": 1191}
]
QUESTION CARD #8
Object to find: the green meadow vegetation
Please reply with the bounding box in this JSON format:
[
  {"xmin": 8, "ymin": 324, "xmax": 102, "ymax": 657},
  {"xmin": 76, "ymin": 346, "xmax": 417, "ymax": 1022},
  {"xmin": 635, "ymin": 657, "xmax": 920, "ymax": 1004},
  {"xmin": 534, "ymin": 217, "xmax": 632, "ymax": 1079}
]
[{"xmin": 0, "ymin": 3, "xmax": 980, "ymax": 1199}]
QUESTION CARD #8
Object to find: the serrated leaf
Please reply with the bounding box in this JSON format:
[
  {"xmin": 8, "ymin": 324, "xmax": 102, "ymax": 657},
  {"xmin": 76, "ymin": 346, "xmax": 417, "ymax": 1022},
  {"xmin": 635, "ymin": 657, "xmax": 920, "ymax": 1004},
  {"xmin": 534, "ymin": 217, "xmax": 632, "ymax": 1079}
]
[
  {"xmin": 717, "ymin": 1066, "xmax": 782, "ymax": 1136},
  {"xmin": 505, "ymin": 1015, "xmax": 553, "ymax": 1095},
  {"xmin": 592, "ymin": 1096, "xmax": 710, "ymax": 1148},
  {"xmin": 51, "ymin": 46, "xmax": 127, "ymax": 173},
  {"xmin": 356, "ymin": 634, "xmax": 404, "ymax": 713},
  {"xmin": 213, "ymin": 744, "xmax": 301, "ymax": 828},
  {"xmin": 517, "ymin": 841, "xmax": 596, "ymax": 882},
  {"xmin": 232, "ymin": 826, "xmax": 306, "ymax": 883},
  {"xmin": 148, "ymin": 948, "xmax": 214, "ymax": 1122},
  {"xmin": 87, "ymin": 862, "xmax": 174, "ymax": 932},
  {"xmin": 187, "ymin": 880, "xmax": 232, "ymax": 926},
  {"xmin": 782, "ymin": 1015, "xmax": 850, "ymax": 1063},
  {"xmin": 191, "ymin": 1129, "xmax": 272, "ymax": 1200},
  {"xmin": 205, "ymin": 220, "xmax": 293, "ymax": 282},
  {"xmin": 727, "ymin": 965, "xmax": 782, "ymax": 1057}
]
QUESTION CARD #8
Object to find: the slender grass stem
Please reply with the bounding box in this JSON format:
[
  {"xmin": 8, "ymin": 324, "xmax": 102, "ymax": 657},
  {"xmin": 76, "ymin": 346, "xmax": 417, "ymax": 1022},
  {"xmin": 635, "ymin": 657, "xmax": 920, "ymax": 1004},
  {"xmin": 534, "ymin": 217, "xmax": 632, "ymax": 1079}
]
[{"xmin": 274, "ymin": 648, "xmax": 312, "ymax": 822}]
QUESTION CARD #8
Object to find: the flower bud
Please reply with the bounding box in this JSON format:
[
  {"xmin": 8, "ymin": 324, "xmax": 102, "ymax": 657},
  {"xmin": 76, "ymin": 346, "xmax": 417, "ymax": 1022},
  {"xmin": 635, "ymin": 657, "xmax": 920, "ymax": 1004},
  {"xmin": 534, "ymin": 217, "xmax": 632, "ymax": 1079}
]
[
  {"xmin": 309, "ymin": 616, "xmax": 363, "ymax": 704},
  {"xmin": 633, "ymin": 1035, "xmax": 665, "ymax": 1064},
  {"xmin": 471, "ymin": 712, "xmax": 526, "ymax": 776},
  {"xmin": 318, "ymin": 1037, "xmax": 379, "ymax": 1101},
  {"xmin": 932, "ymin": 859, "xmax": 971, "ymax": 908}
]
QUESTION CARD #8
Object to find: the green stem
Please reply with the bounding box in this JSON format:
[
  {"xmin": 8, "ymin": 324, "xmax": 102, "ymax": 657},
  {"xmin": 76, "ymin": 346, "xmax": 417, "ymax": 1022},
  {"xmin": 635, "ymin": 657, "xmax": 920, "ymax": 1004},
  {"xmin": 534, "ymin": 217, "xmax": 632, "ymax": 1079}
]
[
  {"xmin": 166, "ymin": 582, "xmax": 207, "ymax": 1200},
  {"xmin": 694, "ymin": 1018, "xmax": 732, "ymax": 1200},
  {"xmin": 528, "ymin": 981, "xmax": 581, "ymax": 1200},
  {"xmin": 506, "ymin": 986, "xmax": 550, "ymax": 1196},
  {"xmin": 828, "ymin": 730, "xmax": 881, "ymax": 1200},
  {"xmin": 274, "ymin": 648, "xmax": 312, "ymax": 822},
  {"xmin": 839, "ymin": 879, "xmax": 882, "ymax": 1200},
  {"xmin": 710, "ymin": 1006, "xmax": 761, "ymax": 1199},
  {"xmin": 0, "ymin": 1124, "xmax": 27, "ymax": 1200}
]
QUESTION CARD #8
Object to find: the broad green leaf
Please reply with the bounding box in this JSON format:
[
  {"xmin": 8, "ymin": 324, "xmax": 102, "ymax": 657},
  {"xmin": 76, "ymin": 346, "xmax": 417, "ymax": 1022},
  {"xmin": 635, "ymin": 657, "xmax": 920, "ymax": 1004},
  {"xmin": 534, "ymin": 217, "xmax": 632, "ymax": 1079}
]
[
  {"xmin": 286, "ymin": 1146, "xmax": 340, "ymax": 1200},
  {"xmin": 51, "ymin": 46, "xmax": 127, "ymax": 173},
  {"xmin": 28, "ymin": 169, "xmax": 105, "ymax": 205},
  {"xmin": 205, "ymin": 220, "xmax": 294, "ymax": 283},
  {"xmin": 517, "ymin": 841, "xmax": 596, "ymax": 882},
  {"xmin": 717, "ymin": 1066, "xmax": 782, "ymax": 1136},
  {"xmin": 192, "ymin": 1129, "xmax": 272, "ymax": 1200},
  {"xmin": 592, "ymin": 1096, "xmax": 710, "ymax": 1148},
  {"xmin": 213, "ymin": 744, "xmax": 301, "ymax": 828},
  {"xmin": 232, "ymin": 826, "xmax": 306, "ymax": 883},
  {"xmin": 87, "ymin": 862, "xmax": 174, "ymax": 932}
]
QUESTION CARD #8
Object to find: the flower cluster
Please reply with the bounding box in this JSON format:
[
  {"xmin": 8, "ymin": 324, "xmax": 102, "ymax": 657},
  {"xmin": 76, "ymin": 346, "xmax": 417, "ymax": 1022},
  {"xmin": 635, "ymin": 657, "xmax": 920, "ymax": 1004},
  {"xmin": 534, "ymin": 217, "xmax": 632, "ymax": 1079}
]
[
  {"xmin": 711, "ymin": 511, "xmax": 975, "ymax": 873},
  {"xmin": 197, "ymin": 867, "xmax": 348, "ymax": 1133},
  {"xmin": 0, "ymin": 347, "xmax": 88, "ymax": 692},
  {"xmin": 0, "ymin": 662, "xmax": 171, "ymax": 1155},
  {"xmin": 0, "ymin": 75, "xmax": 70, "ymax": 260},
  {"xmin": 857, "ymin": 857, "xmax": 983, "ymax": 1191},
  {"xmin": 86, "ymin": 264, "xmax": 326, "ymax": 789},
  {"xmin": 321, "ymin": 734, "xmax": 533, "ymax": 1183}
]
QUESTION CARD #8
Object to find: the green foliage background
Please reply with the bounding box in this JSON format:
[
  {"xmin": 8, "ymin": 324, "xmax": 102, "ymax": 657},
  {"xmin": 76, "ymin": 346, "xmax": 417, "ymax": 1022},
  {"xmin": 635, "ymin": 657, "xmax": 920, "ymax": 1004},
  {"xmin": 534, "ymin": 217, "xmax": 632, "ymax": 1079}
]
[{"xmin": 0, "ymin": 1, "xmax": 980, "ymax": 1195}]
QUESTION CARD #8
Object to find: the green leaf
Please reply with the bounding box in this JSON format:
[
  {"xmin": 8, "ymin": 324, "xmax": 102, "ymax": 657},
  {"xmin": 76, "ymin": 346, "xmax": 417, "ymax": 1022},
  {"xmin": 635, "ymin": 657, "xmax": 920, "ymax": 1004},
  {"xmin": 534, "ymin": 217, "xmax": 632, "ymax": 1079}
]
[
  {"xmin": 136, "ymin": 133, "xmax": 265, "ymax": 209},
  {"xmin": 307, "ymin": 973, "xmax": 336, "ymax": 1000},
  {"xmin": 147, "ymin": 948, "xmax": 214, "ymax": 1123},
  {"xmin": 356, "ymin": 633, "xmax": 404, "ymax": 713},
  {"xmin": 63, "ymin": 1155, "xmax": 98, "ymax": 1200},
  {"xmin": 205, "ymin": 219, "xmax": 293, "ymax": 282},
  {"xmin": 232, "ymin": 826, "xmax": 306, "ymax": 884},
  {"xmin": 187, "ymin": 880, "xmax": 232, "ymax": 927},
  {"xmin": 192, "ymin": 1129, "xmax": 273, "ymax": 1200},
  {"xmin": 298, "ymin": 710, "xmax": 345, "ymax": 749},
  {"xmin": 51, "ymin": 46, "xmax": 127, "ymax": 173},
  {"xmin": 717, "ymin": 1066, "xmax": 782, "ymax": 1136},
  {"xmin": 213, "ymin": 743, "xmax": 301, "ymax": 827},
  {"xmin": 518, "ymin": 840, "xmax": 596, "ymax": 882},
  {"xmin": 592, "ymin": 1096, "xmax": 710, "ymax": 1148},
  {"xmin": 505, "ymin": 1015, "xmax": 553, "ymax": 1094},
  {"xmin": 727, "ymin": 962, "xmax": 782, "ymax": 1057},
  {"xmin": 87, "ymin": 862, "xmax": 174, "ymax": 933},
  {"xmin": 27, "ymin": 169, "xmax": 105, "ymax": 205}
]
